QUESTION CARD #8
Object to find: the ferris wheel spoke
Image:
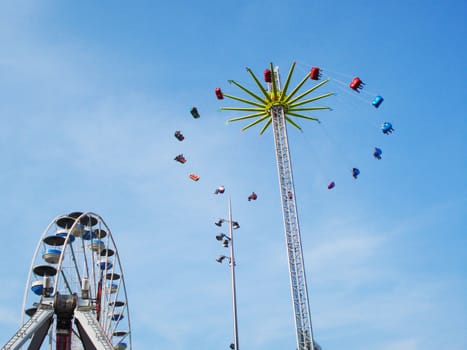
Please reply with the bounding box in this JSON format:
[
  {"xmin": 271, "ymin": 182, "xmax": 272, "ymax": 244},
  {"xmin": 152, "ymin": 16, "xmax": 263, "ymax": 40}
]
[
  {"xmin": 60, "ymin": 270, "xmax": 73, "ymax": 295},
  {"xmin": 105, "ymin": 279, "xmax": 123, "ymax": 335},
  {"xmin": 69, "ymin": 243, "xmax": 82, "ymax": 287},
  {"xmin": 103, "ymin": 279, "xmax": 115, "ymax": 331},
  {"xmin": 79, "ymin": 235, "xmax": 93, "ymax": 296},
  {"xmin": 109, "ymin": 316, "xmax": 121, "ymax": 336},
  {"xmin": 91, "ymin": 248, "xmax": 97, "ymax": 305}
]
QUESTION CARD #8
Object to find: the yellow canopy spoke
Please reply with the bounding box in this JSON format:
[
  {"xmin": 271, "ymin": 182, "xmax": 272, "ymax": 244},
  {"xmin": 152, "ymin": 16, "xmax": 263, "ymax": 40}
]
[
  {"xmin": 246, "ymin": 67, "xmax": 272, "ymax": 102},
  {"xmin": 282, "ymin": 71, "xmax": 311, "ymax": 104},
  {"xmin": 288, "ymin": 106, "xmax": 330, "ymax": 112},
  {"xmin": 288, "ymin": 92, "xmax": 334, "ymax": 108},
  {"xmin": 285, "ymin": 116, "xmax": 303, "ymax": 131},
  {"xmin": 270, "ymin": 62, "xmax": 279, "ymax": 101},
  {"xmin": 228, "ymin": 80, "xmax": 267, "ymax": 104},
  {"xmin": 219, "ymin": 62, "xmax": 333, "ymax": 134},
  {"xmin": 259, "ymin": 118, "xmax": 273, "ymax": 135},
  {"xmin": 286, "ymin": 111, "xmax": 319, "ymax": 122},
  {"xmin": 281, "ymin": 61, "xmax": 296, "ymax": 97},
  {"xmin": 241, "ymin": 114, "xmax": 270, "ymax": 131},
  {"xmin": 224, "ymin": 93, "xmax": 267, "ymax": 108},
  {"xmin": 221, "ymin": 107, "xmax": 265, "ymax": 112},
  {"xmin": 287, "ymin": 79, "xmax": 331, "ymax": 105},
  {"xmin": 227, "ymin": 112, "xmax": 268, "ymax": 123}
]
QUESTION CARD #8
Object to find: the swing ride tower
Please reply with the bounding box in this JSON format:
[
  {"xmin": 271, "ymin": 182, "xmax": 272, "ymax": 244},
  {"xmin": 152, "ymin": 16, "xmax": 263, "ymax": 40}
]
[{"xmin": 218, "ymin": 62, "xmax": 333, "ymax": 350}]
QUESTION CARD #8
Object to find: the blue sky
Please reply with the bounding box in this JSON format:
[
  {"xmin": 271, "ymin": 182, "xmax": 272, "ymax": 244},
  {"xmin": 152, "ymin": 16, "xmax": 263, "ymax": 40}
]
[{"xmin": 0, "ymin": 1, "xmax": 465, "ymax": 349}]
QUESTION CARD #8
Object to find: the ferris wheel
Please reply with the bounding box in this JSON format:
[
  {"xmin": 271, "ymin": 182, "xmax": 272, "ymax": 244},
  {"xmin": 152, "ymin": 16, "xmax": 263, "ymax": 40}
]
[{"xmin": 2, "ymin": 211, "xmax": 131, "ymax": 350}]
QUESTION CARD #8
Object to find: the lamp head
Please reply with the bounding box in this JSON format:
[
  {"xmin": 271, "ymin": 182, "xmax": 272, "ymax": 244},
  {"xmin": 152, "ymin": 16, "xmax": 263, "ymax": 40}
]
[
  {"xmin": 216, "ymin": 255, "xmax": 226, "ymax": 263},
  {"xmin": 232, "ymin": 221, "xmax": 240, "ymax": 229},
  {"xmin": 215, "ymin": 219, "xmax": 224, "ymax": 227}
]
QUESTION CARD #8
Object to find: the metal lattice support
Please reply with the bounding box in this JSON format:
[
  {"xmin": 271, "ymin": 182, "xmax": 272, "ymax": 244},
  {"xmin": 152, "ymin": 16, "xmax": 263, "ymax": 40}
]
[
  {"xmin": 219, "ymin": 62, "xmax": 332, "ymax": 350},
  {"xmin": 271, "ymin": 104, "xmax": 313, "ymax": 350},
  {"xmin": 75, "ymin": 310, "xmax": 115, "ymax": 350}
]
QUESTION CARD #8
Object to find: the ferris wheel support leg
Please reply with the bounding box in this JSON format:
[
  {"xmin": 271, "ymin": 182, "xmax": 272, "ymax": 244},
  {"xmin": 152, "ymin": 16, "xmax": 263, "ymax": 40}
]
[
  {"xmin": 1, "ymin": 307, "xmax": 54, "ymax": 350},
  {"xmin": 74, "ymin": 310, "xmax": 114, "ymax": 350},
  {"xmin": 27, "ymin": 314, "xmax": 54, "ymax": 350}
]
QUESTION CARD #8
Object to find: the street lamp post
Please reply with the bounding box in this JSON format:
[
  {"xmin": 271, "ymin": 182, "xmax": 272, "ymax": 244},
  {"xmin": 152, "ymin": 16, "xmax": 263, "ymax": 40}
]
[{"xmin": 215, "ymin": 197, "xmax": 240, "ymax": 350}]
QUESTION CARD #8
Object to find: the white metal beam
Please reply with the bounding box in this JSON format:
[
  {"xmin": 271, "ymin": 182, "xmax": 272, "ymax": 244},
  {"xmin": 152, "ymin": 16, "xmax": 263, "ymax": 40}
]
[
  {"xmin": 74, "ymin": 310, "xmax": 114, "ymax": 350},
  {"xmin": 2, "ymin": 307, "xmax": 54, "ymax": 350}
]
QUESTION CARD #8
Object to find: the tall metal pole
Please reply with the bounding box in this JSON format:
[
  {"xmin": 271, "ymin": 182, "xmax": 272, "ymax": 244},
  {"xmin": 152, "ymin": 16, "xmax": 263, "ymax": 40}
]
[
  {"xmin": 228, "ymin": 197, "xmax": 240, "ymax": 350},
  {"xmin": 270, "ymin": 67, "xmax": 314, "ymax": 350}
]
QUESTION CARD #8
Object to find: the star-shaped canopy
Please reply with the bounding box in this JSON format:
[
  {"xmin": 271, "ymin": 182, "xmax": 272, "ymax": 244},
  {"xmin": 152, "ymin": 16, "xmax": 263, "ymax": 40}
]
[{"xmin": 220, "ymin": 62, "xmax": 333, "ymax": 134}]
